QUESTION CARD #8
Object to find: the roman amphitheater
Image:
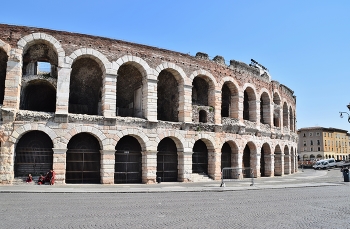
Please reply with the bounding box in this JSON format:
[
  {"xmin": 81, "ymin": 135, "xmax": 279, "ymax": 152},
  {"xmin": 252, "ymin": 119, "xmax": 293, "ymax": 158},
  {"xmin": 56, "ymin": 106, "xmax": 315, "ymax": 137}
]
[{"xmin": 0, "ymin": 24, "xmax": 298, "ymax": 184}]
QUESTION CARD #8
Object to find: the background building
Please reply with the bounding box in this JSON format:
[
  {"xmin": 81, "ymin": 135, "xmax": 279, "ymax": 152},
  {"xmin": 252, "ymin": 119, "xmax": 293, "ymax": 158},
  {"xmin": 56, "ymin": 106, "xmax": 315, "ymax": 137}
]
[
  {"xmin": 0, "ymin": 24, "xmax": 298, "ymax": 184},
  {"xmin": 298, "ymin": 127, "xmax": 350, "ymax": 162}
]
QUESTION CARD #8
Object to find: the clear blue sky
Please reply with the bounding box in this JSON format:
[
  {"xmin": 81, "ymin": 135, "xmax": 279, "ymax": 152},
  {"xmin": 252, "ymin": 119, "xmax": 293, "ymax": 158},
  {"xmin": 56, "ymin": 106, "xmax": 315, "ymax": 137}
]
[{"xmin": 1, "ymin": 1, "xmax": 350, "ymax": 131}]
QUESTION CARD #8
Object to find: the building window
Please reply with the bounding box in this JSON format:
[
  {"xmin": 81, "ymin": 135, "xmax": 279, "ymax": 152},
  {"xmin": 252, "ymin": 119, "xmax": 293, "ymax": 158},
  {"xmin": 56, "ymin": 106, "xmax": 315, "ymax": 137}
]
[
  {"xmin": 310, "ymin": 140, "xmax": 313, "ymax": 145},
  {"xmin": 303, "ymin": 141, "xmax": 306, "ymax": 146},
  {"xmin": 316, "ymin": 132, "xmax": 320, "ymax": 136},
  {"xmin": 309, "ymin": 132, "xmax": 313, "ymax": 137},
  {"xmin": 325, "ymin": 140, "xmax": 327, "ymax": 146},
  {"xmin": 318, "ymin": 147, "xmax": 320, "ymax": 151},
  {"xmin": 317, "ymin": 140, "xmax": 320, "ymax": 145},
  {"xmin": 303, "ymin": 133, "xmax": 306, "ymax": 137},
  {"xmin": 311, "ymin": 147, "xmax": 313, "ymax": 151}
]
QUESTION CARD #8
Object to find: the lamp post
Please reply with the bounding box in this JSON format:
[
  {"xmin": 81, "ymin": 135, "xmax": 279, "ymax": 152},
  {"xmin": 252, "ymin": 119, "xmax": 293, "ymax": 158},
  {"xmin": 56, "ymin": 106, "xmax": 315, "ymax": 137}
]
[{"xmin": 339, "ymin": 104, "xmax": 350, "ymax": 123}]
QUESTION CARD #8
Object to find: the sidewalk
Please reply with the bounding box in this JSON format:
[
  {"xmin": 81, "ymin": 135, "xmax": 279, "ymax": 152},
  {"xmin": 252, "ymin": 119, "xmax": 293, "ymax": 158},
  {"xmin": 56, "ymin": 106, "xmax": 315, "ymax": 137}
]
[{"xmin": 0, "ymin": 169, "xmax": 347, "ymax": 193}]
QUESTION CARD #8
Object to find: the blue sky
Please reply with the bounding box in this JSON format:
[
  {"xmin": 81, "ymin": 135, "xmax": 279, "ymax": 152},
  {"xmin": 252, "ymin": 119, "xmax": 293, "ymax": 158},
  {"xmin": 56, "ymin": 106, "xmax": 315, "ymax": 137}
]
[{"xmin": 1, "ymin": 1, "xmax": 350, "ymax": 131}]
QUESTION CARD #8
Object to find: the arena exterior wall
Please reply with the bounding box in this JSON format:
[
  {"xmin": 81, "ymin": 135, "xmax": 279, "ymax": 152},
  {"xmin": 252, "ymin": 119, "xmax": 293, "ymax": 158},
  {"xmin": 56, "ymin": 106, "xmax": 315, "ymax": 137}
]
[{"xmin": 0, "ymin": 24, "xmax": 298, "ymax": 184}]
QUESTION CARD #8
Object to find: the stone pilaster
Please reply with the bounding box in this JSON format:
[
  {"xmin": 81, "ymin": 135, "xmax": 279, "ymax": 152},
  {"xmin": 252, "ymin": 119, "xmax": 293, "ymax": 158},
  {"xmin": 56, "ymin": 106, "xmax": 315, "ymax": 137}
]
[
  {"xmin": 181, "ymin": 85, "xmax": 192, "ymax": 123},
  {"xmin": 100, "ymin": 150, "xmax": 115, "ymax": 184},
  {"xmin": 142, "ymin": 150, "xmax": 157, "ymax": 184},
  {"xmin": 178, "ymin": 151, "xmax": 192, "ymax": 182},
  {"xmin": 102, "ymin": 74, "xmax": 117, "ymax": 117},
  {"xmin": 54, "ymin": 66, "xmax": 71, "ymax": 123},
  {"xmin": 264, "ymin": 154, "xmax": 274, "ymax": 177},
  {"xmin": 274, "ymin": 153, "xmax": 284, "ymax": 176},
  {"xmin": 0, "ymin": 143, "xmax": 14, "ymax": 184},
  {"xmin": 52, "ymin": 148, "xmax": 66, "ymax": 184},
  {"xmin": 254, "ymin": 153, "xmax": 261, "ymax": 178},
  {"xmin": 208, "ymin": 150, "xmax": 221, "ymax": 180},
  {"xmin": 214, "ymin": 90, "xmax": 221, "ymax": 125},
  {"xmin": 284, "ymin": 154, "xmax": 291, "ymax": 175},
  {"xmin": 238, "ymin": 95, "xmax": 244, "ymax": 123},
  {"xmin": 144, "ymin": 79, "xmax": 157, "ymax": 122},
  {"xmin": 3, "ymin": 48, "xmax": 22, "ymax": 110}
]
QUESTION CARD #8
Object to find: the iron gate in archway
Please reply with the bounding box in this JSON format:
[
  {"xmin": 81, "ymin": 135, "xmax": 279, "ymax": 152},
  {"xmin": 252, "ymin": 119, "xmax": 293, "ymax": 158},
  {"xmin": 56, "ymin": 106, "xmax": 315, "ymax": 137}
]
[
  {"xmin": 14, "ymin": 131, "xmax": 53, "ymax": 177},
  {"xmin": 114, "ymin": 150, "xmax": 142, "ymax": 183},
  {"xmin": 66, "ymin": 133, "xmax": 101, "ymax": 184},
  {"xmin": 192, "ymin": 140, "xmax": 208, "ymax": 174}
]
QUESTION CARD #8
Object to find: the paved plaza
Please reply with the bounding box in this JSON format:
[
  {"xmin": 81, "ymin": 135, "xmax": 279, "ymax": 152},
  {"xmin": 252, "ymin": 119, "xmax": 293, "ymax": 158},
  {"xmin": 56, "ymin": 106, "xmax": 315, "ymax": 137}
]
[{"xmin": 1, "ymin": 169, "xmax": 350, "ymax": 228}]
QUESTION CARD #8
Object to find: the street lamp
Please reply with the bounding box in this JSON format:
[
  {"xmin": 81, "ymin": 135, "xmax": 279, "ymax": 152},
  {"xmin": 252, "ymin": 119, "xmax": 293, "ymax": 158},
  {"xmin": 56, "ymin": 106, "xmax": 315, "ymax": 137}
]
[{"xmin": 339, "ymin": 104, "xmax": 350, "ymax": 123}]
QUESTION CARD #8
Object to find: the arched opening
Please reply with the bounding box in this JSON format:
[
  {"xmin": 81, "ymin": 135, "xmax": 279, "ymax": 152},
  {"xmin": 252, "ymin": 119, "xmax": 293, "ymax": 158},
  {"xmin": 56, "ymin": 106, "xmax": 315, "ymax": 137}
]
[
  {"xmin": 66, "ymin": 133, "xmax": 101, "ymax": 184},
  {"xmin": 22, "ymin": 42, "xmax": 58, "ymax": 78},
  {"xmin": 260, "ymin": 143, "xmax": 272, "ymax": 177},
  {"xmin": 192, "ymin": 140, "xmax": 208, "ymax": 174},
  {"xmin": 260, "ymin": 92, "xmax": 271, "ymax": 125},
  {"xmin": 117, "ymin": 64, "xmax": 143, "ymax": 118},
  {"xmin": 274, "ymin": 145, "xmax": 282, "ymax": 176},
  {"xmin": 221, "ymin": 142, "xmax": 231, "ymax": 169},
  {"xmin": 289, "ymin": 107, "xmax": 294, "ymax": 131},
  {"xmin": 221, "ymin": 83, "xmax": 231, "ymax": 117},
  {"xmin": 20, "ymin": 80, "xmax": 56, "ymax": 112},
  {"xmin": 283, "ymin": 102, "xmax": 288, "ymax": 128},
  {"xmin": 192, "ymin": 77, "xmax": 208, "ymax": 106},
  {"xmin": 115, "ymin": 135, "xmax": 142, "ymax": 184},
  {"xmin": 69, "ymin": 57, "xmax": 103, "ymax": 115},
  {"xmin": 199, "ymin": 110, "xmax": 207, "ymax": 123},
  {"xmin": 14, "ymin": 131, "xmax": 53, "ymax": 177},
  {"xmin": 243, "ymin": 145, "xmax": 251, "ymax": 178},
  {"xmin": 157, "ymin": 137, "xmax": 178, "ymax": 182},
  {"xmin": 273, "ymin": 93, "xmax": 281, "ymax": 127},
  {"xmin": 310, "ymin": 154, "xmax": 315, "ymax": 161},
  {"xmin": 243, "ymin": 87, "xmax": 256, "ymax": 122},
  {"xmin": 0, "ymin": 48, "xmax": 8, "ymax": 104},
  {"xmin": 317, "ymin": 154, "xmax": 322, "ymax": 159},
  {"xmin": 157, "ymin": 70, "xmax": 179, "ymax": 122}
]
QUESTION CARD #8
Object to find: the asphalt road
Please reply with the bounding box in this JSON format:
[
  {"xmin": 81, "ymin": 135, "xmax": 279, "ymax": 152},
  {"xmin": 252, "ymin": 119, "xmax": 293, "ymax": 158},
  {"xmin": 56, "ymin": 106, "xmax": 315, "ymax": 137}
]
[{"xmin": 1, "ymin": 184, "xmax": 350, "ymax": 229}]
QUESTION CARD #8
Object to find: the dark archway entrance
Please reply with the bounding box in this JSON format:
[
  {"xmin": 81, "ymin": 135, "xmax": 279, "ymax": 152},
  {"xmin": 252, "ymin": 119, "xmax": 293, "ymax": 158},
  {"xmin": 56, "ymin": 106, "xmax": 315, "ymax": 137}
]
[
  {"xmin": 20, "ymin": 80, "xmax": 56, "ymax": 112},
  {"xmin": 15, "ymin": 131, "xmax": 53, "ymax": 177},
  {"xmin": 260, "ymin": 147, "xmax": 266, "ymax": 177},
  {"xmin": 157, "ymin": 137, "xmax": 178, "ymax": 182},
  {"xmin": 221, "ymin": 142, "xmax": 231, "ymax": 170},
  {"xmin": 115, "ymin": 136, "xmax": 142, "ymax": 184},
  {"xmin": 66, "ymin": 133, "xmax": 101, "ymax": 184},
  {"xmin": 192, "ymin": 140, "xmax": 208, "ymax": 174},
  {"xmin": 243, "ymin": 145, "xmax": 251, "ymax": 178}
]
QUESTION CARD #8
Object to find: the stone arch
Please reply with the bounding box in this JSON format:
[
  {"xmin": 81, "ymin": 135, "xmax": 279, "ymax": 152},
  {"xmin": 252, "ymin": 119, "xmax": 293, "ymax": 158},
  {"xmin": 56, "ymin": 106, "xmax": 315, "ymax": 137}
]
[
  {"xmin": 17, "ymin": 32, "xmax": 65, "ymax": 67},
  {"xmin": 190, "ymin": 70, "xmax": 218, "ymax": 110},
  {"xmin": 243, "ymin": 141, "xmax": 257, "ymax": 177},
  {"xmin": 69, "ymin": 53, "xmax": 104, "ymax": 115},
  {"xmin": 68, "ymin": 48, "xmax": 110, "ymax": 75},
  {"xmin": 156, "ymin": 64, "xmax": 185, "ymax": 122},
  {"xmin": 64, "ymin": 126, "xmax": 106, "ymax": 150},
  {"xmin": 114, "ymin": 57, "xmax": 152, "ymax": 119},
  {"xmin": 221, "ymin": 140, "xmax": 239, "ymax": 169},
  {"xmin": 112, "ymin": 129, "xmax": 149, "ymax": 152},
  {"xmin": 221, "ymin": 77, "xmax": 240, "ymax": 119},
  {"xmin": 156, "ymin": 133, "xmax": 184, "ymax": 152},
  {"xmin": 10, "ymin": 124, "xmax": 57, "ymax": 145},
  {"xmin": 243, "ymin": 84, "xmax": 257, "ymax": 122},
  {"xmin": 259, "ymin": 89, "xmax": 271, "ymax": 125},
  {"xmin": 112, "ymin": 55, "xmax": 151, "ymax": 79}
]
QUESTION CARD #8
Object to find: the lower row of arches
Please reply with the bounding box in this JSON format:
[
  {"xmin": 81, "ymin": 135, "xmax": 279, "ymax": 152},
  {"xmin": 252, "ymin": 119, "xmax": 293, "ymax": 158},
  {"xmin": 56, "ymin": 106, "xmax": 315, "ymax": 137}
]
[{"xmin": 14, "ymin": 131, "xmax": 297, "ymax": 184}]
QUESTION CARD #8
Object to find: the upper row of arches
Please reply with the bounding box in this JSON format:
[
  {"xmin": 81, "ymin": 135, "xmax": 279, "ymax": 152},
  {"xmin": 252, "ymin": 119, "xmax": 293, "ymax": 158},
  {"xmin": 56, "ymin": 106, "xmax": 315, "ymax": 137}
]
[{"xmin": 0, "ymin": 33, "xmax": 296, "ymax": 131}]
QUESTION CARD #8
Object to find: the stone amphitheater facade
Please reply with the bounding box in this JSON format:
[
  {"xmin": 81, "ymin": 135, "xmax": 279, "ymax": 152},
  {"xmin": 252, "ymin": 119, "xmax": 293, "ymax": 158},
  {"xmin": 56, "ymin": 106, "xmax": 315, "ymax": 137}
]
[{"xmin": 0, "ymin": 24, "xmax": 297, "ymax": 184}]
